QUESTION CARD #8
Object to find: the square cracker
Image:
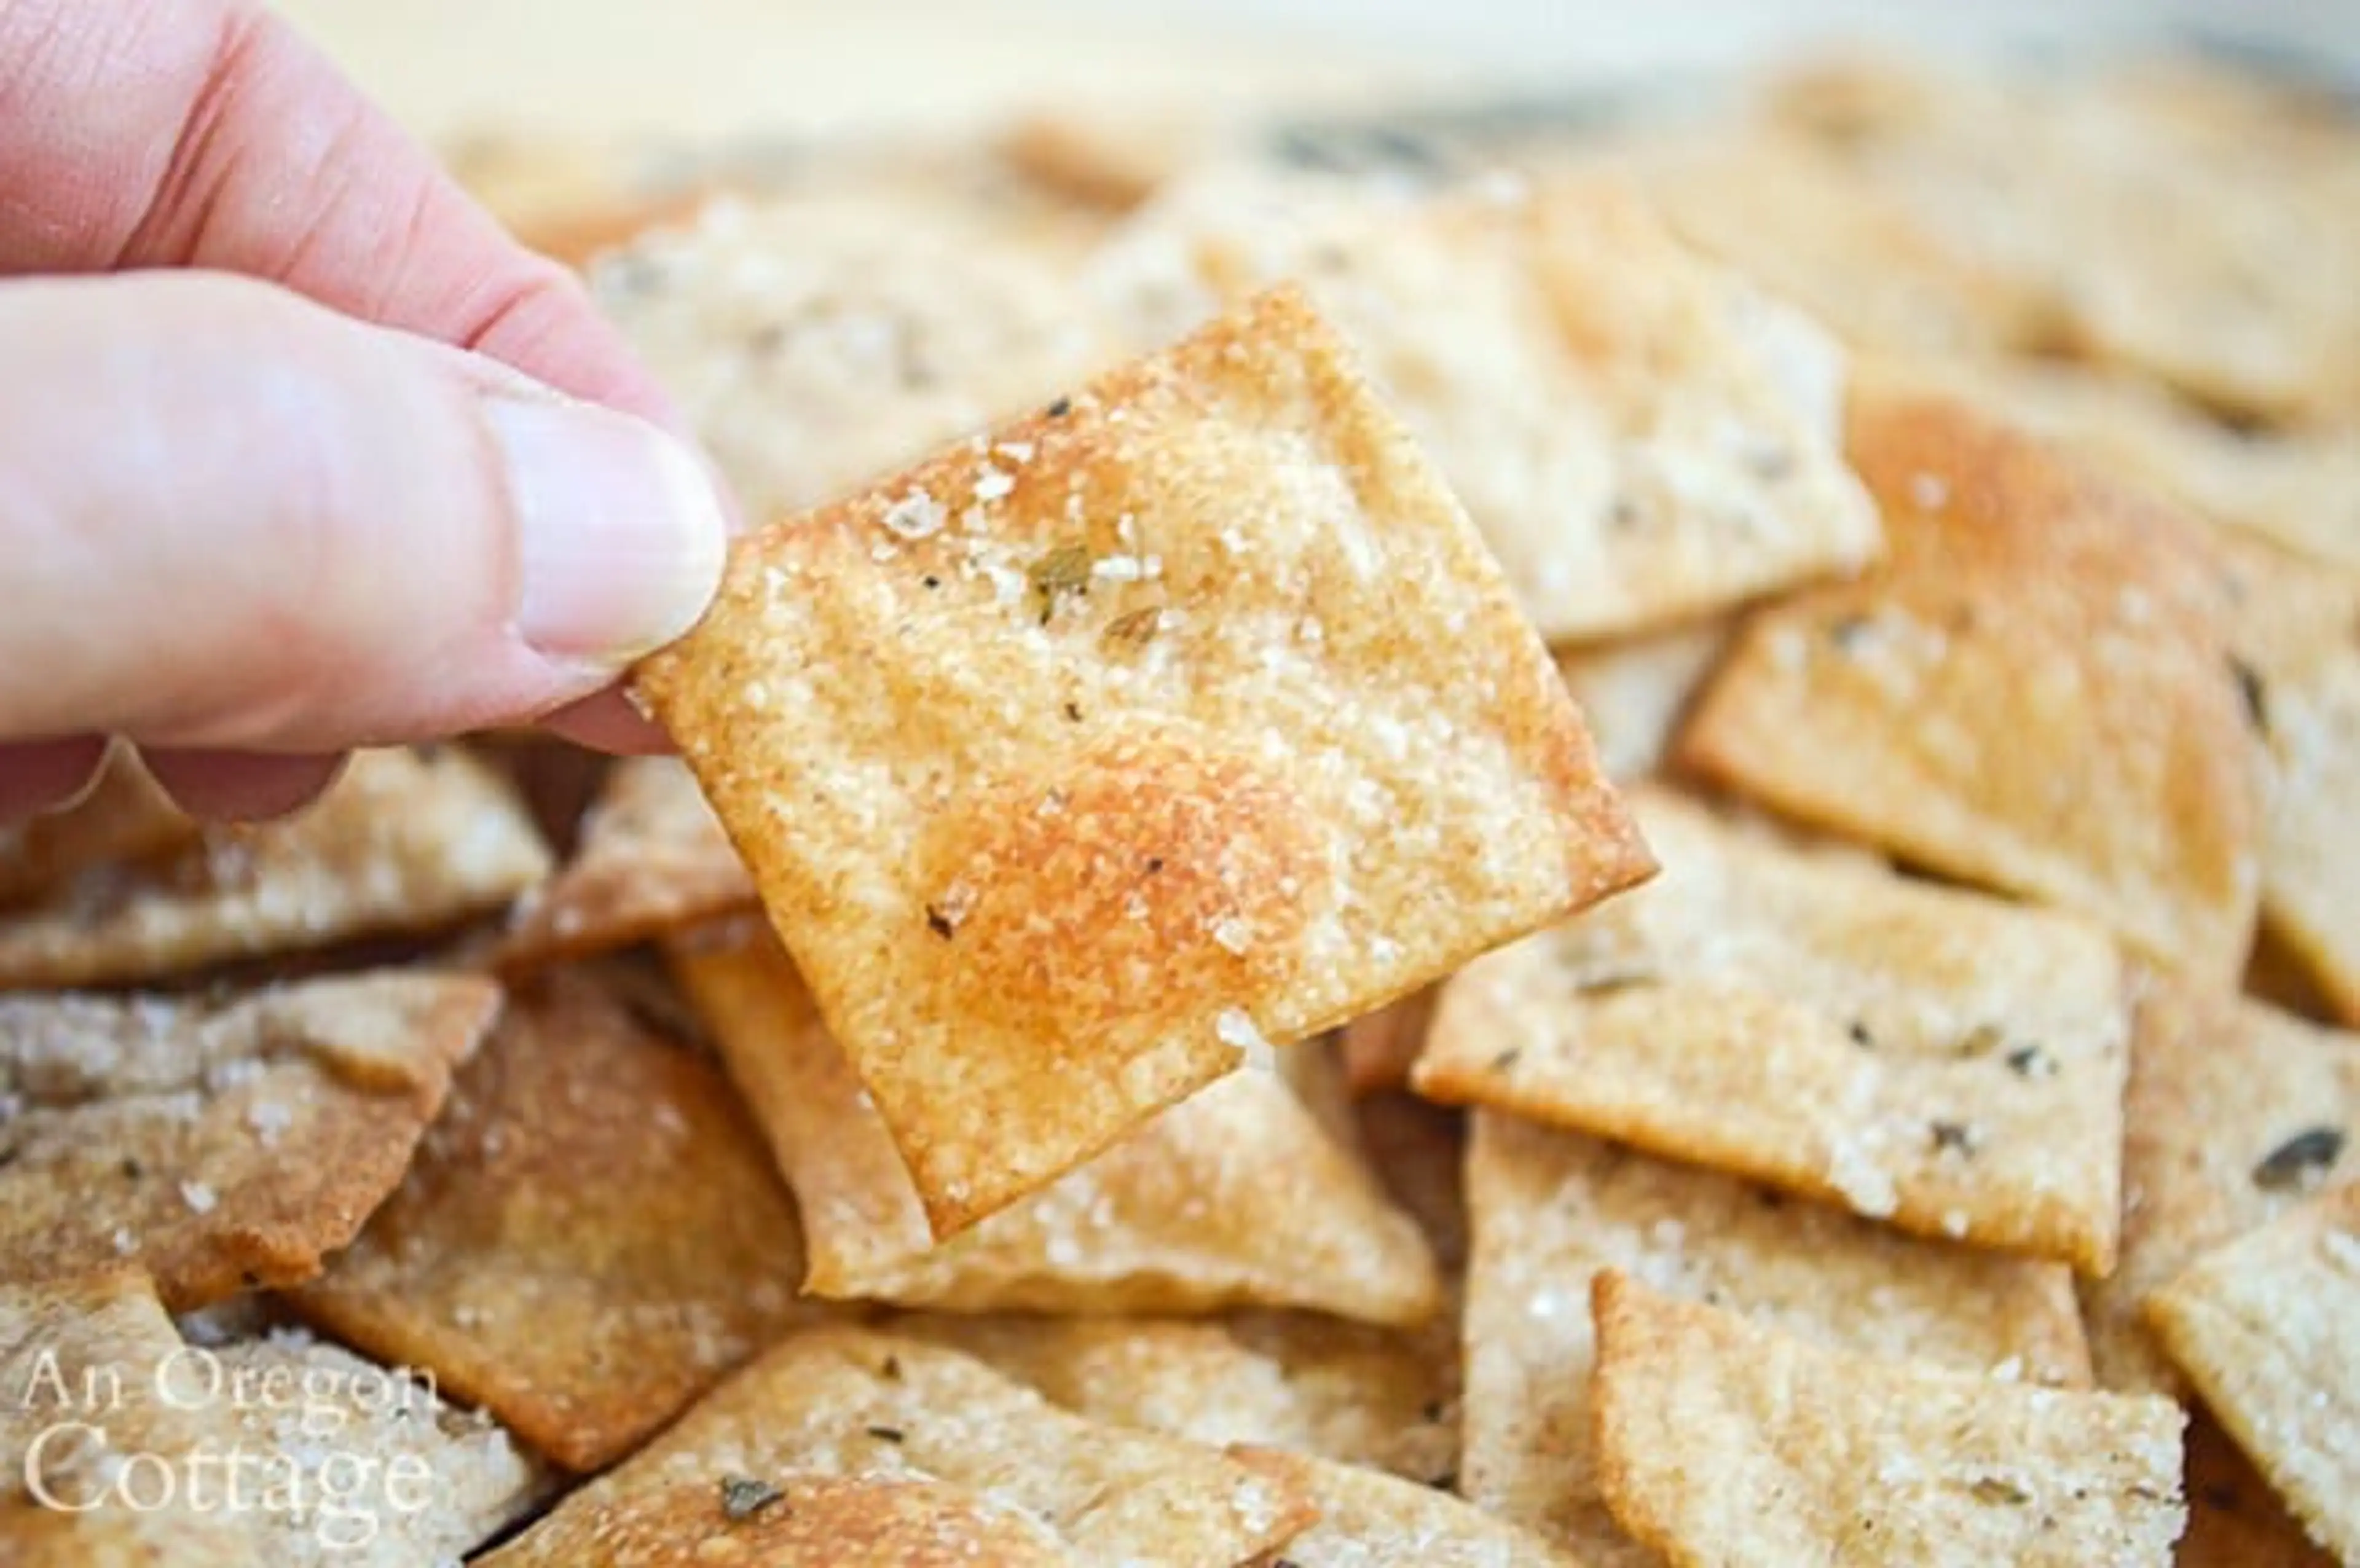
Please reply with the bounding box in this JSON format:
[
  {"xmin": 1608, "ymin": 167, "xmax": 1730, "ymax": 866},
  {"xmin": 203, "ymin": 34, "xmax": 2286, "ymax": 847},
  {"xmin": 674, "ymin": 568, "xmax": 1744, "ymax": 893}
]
[
  {"xmin": 1089, "ymin": 167, "xmax": 1883, "ymax": 642},
  {"xmin": 0, "ymin": 747, "xmax": 552, "ymax": 991},
  {"xmin": 1590, "ymin": 1271, "xmax": 2187, "ymax": 1568},
  {"xmin": 1230, "ymin": 1447, "xmax": 1580, "ymax": 1567},
  {"xmin": 290, "ymin": 962, "xmax": 825, "ymax": 1472},
  {"xmin": 2146, "ymin": 1182, "xmax": 2360, "ymax": 1566},
  {"xmin": 899, "ymin": 1310, "xmax": 1457, "ymax": 1486},
  {"xmin": 0, "ymin": 744, "xmax": 193, "ymax": 910},
  {"xmin": 635, "ymin": 286, "xmax": 1651, "ymax": 1235},
  {"xmin": 0, "ymin": 970, "xmax": 499, "ymax": 1309},
  {"xmin": 1461, "ymin": 1111, "xmax": 2089, "ymax": 1564},
  {"xmin": 2, "ymin": 1269, "xmax": 546, "ymax": 1567},
  {"xmin": 1417, "ymin": 784, "xmax": 2131, "ymax": 1271},
  {"xmin": 664, "ymin": 919, "xmax": 1440, "ymax": 1325},
  {"xmin": 1679, "ymin": 388, "xmax": 2263, "ymax": 986},
  {"xmin": 481, "ymin": 1325, "xmax": 1317, "ymax": 1568},
  {"xmin": 2085, "ymin": 979, "xmax": 2360, "ymax": 1395},
  {"xmin": 498, "ymin": 758, "xmax": 754, "ymax": 970}
]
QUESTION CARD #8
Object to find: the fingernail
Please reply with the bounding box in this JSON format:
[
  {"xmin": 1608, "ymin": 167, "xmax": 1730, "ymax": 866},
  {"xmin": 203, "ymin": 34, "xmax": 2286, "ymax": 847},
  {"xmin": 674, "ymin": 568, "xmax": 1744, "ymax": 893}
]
[{"xmin": 485, "ymin": 395, "xmax": 730, "ymax": 664}]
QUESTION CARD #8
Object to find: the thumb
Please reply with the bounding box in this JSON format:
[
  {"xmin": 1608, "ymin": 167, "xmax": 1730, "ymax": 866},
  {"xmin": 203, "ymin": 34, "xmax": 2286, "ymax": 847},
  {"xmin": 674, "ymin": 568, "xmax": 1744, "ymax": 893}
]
[{"xmin": 0, "ymin": 270, "xmax": 728, "ymax": 753}]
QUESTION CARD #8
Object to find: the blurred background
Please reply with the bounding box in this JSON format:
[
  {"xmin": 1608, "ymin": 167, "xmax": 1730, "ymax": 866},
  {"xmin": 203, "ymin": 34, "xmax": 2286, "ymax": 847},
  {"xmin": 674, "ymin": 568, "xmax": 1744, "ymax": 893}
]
[{"xmin": 278, "ymin": 0, "xmax": 2360, "ymax": 144}]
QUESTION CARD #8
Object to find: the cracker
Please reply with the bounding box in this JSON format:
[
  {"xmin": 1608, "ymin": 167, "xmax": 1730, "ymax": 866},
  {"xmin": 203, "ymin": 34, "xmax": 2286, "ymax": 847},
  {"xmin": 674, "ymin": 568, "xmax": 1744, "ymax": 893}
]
[
  {"xmin": 0, "ymin": 747, "xmax": 552, "ymax": 991},
  {"xmin": 636, "ymin": 286, "xmax": 1651, "ymax": 1235},
  {"xmin": 2, "ymin": 1269, "xmax": 546, "ymax": 1566},
  {"xmin": 664, "ymin": 920, "xmax": 1441, "ymax": 1325},
  {"xmin": 1230, "ymin": 1447, "xmax": 1580, "ymax": 1567},
  {"xmin": 498, "ymin": 758, "xmax": 753, "ymax": 968},
  {"xmin": 1589, "ymin": 1270, "xmax": 2187, "ymax": 1567},
  {"xmin": 2147, "ymin": 1182, "xmax": 2360, "ymax": 1563},
  {"xmin": 1461, "ymin": 1111, "xmax": 2090, "ymax": 1561},
  {"xmin": 1551, "ymin": 618, "xmax": 1732, "ymax": 782},
  {"xmin": 0, "ymin": 745, "xmax": 193, "ymax": 911},
  {"xmin": 289, "ymin": 963, "xmax": 823, "ymax": 1472},
  {"xmin": 1417, "ymin": 785, "xmax": 2131, "ymax": 1271},
  {"xmin": 481, "ymin": 1325, "xmax": 1318, "ymax": 1567},
  {"xmin": 0, "ymin": 971, "xmax": 498, "ymax": 1309},
  {"xmin": 1338, "ymin": 988, "xmax": 1434, "ymax": 1096},
  {"xmin": 2180, "ymin": 1413, "xmax": 2337, "ymax": 1568},
  {"xmin": 901, "ymin": 1311, "xmax": 1457, "ymax": 1484},
  {"xmin": 1091, "ymin": 168, "xmax": 1882, "ymax": 641},
  {"xmin": 1679, "ymin": 389, "xmax": 2263, "ymax": 985},
  {"xmin": 591, "ymin": 187, "xmax": 1109, "ymax": 523},
  {"xmin": 2085, "ymin": 979, "xmax": 2360, "ymax": 1394}
]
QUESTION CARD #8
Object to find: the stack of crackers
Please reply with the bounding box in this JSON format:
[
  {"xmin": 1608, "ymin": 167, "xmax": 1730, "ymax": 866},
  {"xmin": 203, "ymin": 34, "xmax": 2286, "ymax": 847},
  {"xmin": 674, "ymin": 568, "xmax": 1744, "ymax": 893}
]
[{"xmin": 7, "ymin": 45, "xmax": 2359, "ymax": 1567}]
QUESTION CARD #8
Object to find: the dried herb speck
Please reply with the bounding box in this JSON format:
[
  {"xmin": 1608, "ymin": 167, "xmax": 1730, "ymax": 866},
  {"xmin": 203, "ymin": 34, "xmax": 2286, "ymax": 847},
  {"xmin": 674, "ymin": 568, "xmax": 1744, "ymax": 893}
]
[
  {"xmin": 2252, "ymin": 1126, "xmax": 2344, "ymax": 1192},
  {"xmin": 865, "ymin": 1424, "xmax": 906, "ymax": 1444},
  {"xmin": 1490, "ymin": 1048, "xmax": 1522, "ymax": 1075},
  {"xmin": 1028, "ymin": 543, "xmax": 1094, "ymax": 625},
  {"xmin": 1045, "ymin": 396, "xmax": 1072, "ymax": 418},
  {"xmin": 1971, "ymin": 1478, "xmax": 2030, "ymax": 1506},
  {"xmin": 2229, "ymin": 656, "xmax": 2270, "ymax": 735},
  {"xmin": 120, "ymin": 1157, "xmax": 144, "ymax": 1180},
  {"xmin": 1930, "ymin": 1120, "xmax": 1977, "ymax": 1156},
  {"xmin": 881, "ymin": 1355, "xmax": 903, "ymax": 1381},
  {"xmin": 1848, "ymin": 1020, "xmax": 1875, "ymax": 1050},
  {"xmin": 1103, "ymin": 606, "xmax": 1161, "ymax": 649},
  {"xmin": 2005, "ymin": 1043, "xmax": 2055, "ymax": 1078},
  {"xmin": 1063, "ymin": 701, "xmax": 1084, "ymax": 723},
  {"xmin": 1956, "ymin": 1023, "xmax": 2004, "ymax": 1060},
  {"xmin": 924, "ymin": 904, "xmax": 958, "ymax": 941},
  {"xmin": 1827, "ymin": 614, "xmax": 1874, "ymax": 653},
  {"xmin": 1577, "ymin": 968, "xmax": 1658, "ymax": 997},
  {"xmin": 719, "ymin": 1475, "xmax": 784, "ymax": 1522}
]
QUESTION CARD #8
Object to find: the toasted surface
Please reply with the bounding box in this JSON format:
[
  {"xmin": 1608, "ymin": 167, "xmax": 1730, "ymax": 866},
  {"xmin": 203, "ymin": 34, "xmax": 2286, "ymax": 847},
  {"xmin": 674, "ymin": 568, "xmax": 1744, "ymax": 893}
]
[
  {"xmin": 1551, "ymin": 619, "xmax": 1732, "ymax": 782},
  {"xmin": 485, "ymin": 1325, "xmax": 1318, "ymax": 1567},
  {"xmin": 498, "ymin": 757, "xmax": 753, "ymax": 969},
  {"xmin": 2146, "ymin": 1182, "xmax": 2360, "ymax": 1564},
  {"xmin": 2, "ymin": 1269, "xmax": 544, "ymax": 1567},
  {"xmin": 592, "ymin": 187, "xmax": 1109, "ymax": 523},
  {"xmin": 0, "ymin": 748, "xmax": 193, "ymax": 911},
  {"xmin": 0, "ymin": 748, "xmax": 552, "ymax": 991},
  {"xmin": 1461, "ymin": 1111, "xmax": 2089, "ymax": 1562},
  {"xmin": 1680, "ymin": 390, "xmax": 2262, "ymax": 984},
  {"xmin": 1232, "ymin": 1447, "xmax": 1581, "ymax": 1567},
  {"xmin": 1591, "ymin": 1271, "xmax": 2186, "ymax": 1567},
  {"xmin": 1418, "ymin": 785, "xmax": 2131, "ymax": 1269},
  {"xmin": 290, "ymin": 963, "xmax": 823, "ymax": 1472},
  {"xmin": 2087, "ymin": 980, "xmax": 2360, "ymax": 1394},
  {"xmin": 0, "ymin": 972, "xmax": 498, "ymax": 1309},
  {"xmin": 637, "ymin": 286, "xmax": 1650, "ymax": 1234},
  {"xmin": 666, "ymin": 919, "xmax": 1441, "ymax": 1324},
  {"xmin": 2179, "ymin": 1413, "xmax": 2337, "ymax": 1568},
  {"xmin": 902, "ymin": 1309, "xmax": 1457, "ymax": 1485},
  {"xmin": 1093, "ymin": 168, "xmax": 1882, "ymax": 641}
]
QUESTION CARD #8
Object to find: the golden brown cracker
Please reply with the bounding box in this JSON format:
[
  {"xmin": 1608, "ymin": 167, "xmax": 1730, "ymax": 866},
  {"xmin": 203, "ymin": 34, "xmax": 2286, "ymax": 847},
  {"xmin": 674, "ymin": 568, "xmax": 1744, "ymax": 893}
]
[
  {"xmin": 0, "ymin": 746, "xmax": 193, "ymax": 911},
  {"xmin": 2147, "ymin": 1182, "xmax": 2360, "ymax": 1565},
  {"xmin": 665, "ymin": 920, "xmax": 1441, "ymax": 1325},
  {"xmin": 1680, "ymin": 390, "xmax": 2263, "ymax": 985},
  {"xmin": 0, "ymin": 748, "xmax": 552, "ymax": 991},
  {"xmin": 637, "ymin": 286, "xmax": 1650, "ymax": 1235},
  {"xmin": 0, "ymin": 971, "xmax": 498, "ymax": 1309},
  {"xmin": 1093, "ymin": 168, "xmax": 1882, "ymax": 641},
  {"xmin": 2087, "ymin": 979, "xmax": 2360, "ymax": 1395},
  {"xmin": 498, "ymin": 758, "xmax": 753, "ymax": 968},
  {"xmin": 1231, "ymin": 1447, "xmax": 1581, "ymax": 1567},
  {"xmin": 484, "ymin": 1325, "xmax": 1318, "ymax": 1567},
  {"xmin": 1418, "ymin": 785, "xmax": 2131, "ymax": 1271},
  {"xmin": 289, "ymin": 963, "xmax": 823, "ymax": 1472},
  {"xmin": 1461, "ymin": 1111, "xmax": 2090, "ymax": 1562},
  {"xmin": 1590, "ymin": 1271, "xmax": 2187, "ymax": 1568}
]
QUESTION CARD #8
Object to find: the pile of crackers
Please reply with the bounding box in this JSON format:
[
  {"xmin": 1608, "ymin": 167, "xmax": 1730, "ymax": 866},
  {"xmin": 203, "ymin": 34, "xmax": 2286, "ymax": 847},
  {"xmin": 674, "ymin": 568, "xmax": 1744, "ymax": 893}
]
[{"xmin": 7, "ymin": 46, "xmax": 2360, "ymax": 1568}]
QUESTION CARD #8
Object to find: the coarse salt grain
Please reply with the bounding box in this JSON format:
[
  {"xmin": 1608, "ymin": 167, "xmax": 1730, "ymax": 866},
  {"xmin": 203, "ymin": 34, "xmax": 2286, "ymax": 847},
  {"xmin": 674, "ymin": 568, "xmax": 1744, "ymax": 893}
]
[
  {"xmin": 881, "ymin": 490, "xmax": 945, "ymax": 539},
  {"xmin": 180, "ymin": 1180, "xmax": 218, "ymax": 1215}
]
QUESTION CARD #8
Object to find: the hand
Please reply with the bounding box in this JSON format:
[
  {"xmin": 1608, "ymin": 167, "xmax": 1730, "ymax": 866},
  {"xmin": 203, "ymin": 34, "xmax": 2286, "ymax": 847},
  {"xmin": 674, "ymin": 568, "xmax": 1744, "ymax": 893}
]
[{"xmin": 0, "ymin": 0, "xmax": 731, "ymax": 820}]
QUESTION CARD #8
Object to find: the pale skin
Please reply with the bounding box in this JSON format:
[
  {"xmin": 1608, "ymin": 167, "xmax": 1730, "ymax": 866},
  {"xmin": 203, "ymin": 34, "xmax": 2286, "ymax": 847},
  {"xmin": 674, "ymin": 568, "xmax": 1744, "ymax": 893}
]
[{"xmin": 0, "ymin": 0, "xmax": 732, "ymax": 821}]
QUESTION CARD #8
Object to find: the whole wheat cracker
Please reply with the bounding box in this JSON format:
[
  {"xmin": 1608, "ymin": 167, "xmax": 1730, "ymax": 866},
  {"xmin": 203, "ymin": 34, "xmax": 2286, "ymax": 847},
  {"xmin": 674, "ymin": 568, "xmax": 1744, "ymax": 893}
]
[
  {"xmin": 497, "ymin": 757, "xmax": 753, "ymax": 970},
  {"xmin": 1232, "ymin": 1447, "xmax": 1580, "ymax": 1567},
  {"xmin": 2146, "ymin": 1182, "xmax": 2360, "ymax": 1564},
  {"xmin": 289, "ymin": 963, "xmax": 827, "ymax": 1473},
  {"xmin": 2084, "ymin": 978, "xmax": 2360, "ymax": 1395},
  {"xmin": 0, "ymin": 971, "xmax": 498, "ymax": 1309},
  {"xmin": 1461, "ymin": 1111, "xmax": 2090, "ymax": 1564},
  {"xmin": 0, "ymin": 748, "xmax": 552, "ymax": 992},
  {"xmin": 1088, "ymin": 166, "xmax": 1882, "ymax": 643},
  {"xmin": 900, "ymin": 1309, "xmax": 1457, "ymax": 1486},
  {"xmin": 635, "ymin": 286, "xmax": 1650, "ymax": 1235},
  {"xmin": 481, "ymin": 1325, "xmax": 1318, "ymax": 1567},
  {"xmin": 1679, "ymin": 389, "xmax": 2263, "ymax": 985},
  {"xmin": 0, "ymin": 745, "xmax": 192, "ymax": 911},
  {"xmin": 1590, "ymin": 1271, "xmax": 2186, "ymax": 1568},
  {"xmin": 664, "ymin": 919, "xmax": 1440, "ymax": 1325},
  {"xmin": 1418, "ymin": 785, "xmax": 2131, "ymax": 1271}
]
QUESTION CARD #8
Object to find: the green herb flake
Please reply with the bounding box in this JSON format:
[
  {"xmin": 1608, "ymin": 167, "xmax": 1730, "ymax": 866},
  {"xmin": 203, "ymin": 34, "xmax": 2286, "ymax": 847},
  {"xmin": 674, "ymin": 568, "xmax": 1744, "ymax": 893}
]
[
  {"xmin": 1028, "ymin": 543, "xmax": 1094, "ymax": 625},
  {"xmin": 1970, "ymin": 1477, "xmax": 2030, "ymax": 1506},
  {"xmin": 865, "ymin": 1424, "xmax": 907, "ymax": 1444},
  {"xmin": 2252, "ymin": 1126, "xmax": 2344, "ymax": 1192}
]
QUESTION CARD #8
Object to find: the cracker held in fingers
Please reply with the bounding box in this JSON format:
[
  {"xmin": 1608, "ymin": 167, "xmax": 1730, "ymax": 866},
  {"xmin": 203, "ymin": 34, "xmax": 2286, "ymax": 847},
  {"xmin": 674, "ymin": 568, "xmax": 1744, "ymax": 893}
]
[
  {"xmin": 1589, "ymin": 1270, "xmax": 2185, "ymax": 1567},
  {"xmin": 635, "ymin": 285, "xmax": 1651, "ymax": 1237}
]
